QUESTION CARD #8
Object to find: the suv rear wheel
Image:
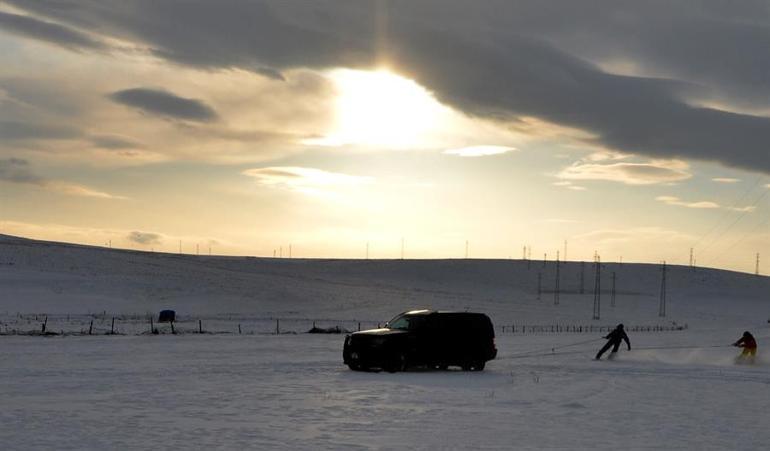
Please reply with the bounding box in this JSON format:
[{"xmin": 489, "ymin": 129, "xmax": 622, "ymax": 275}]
[{"xmin": 461, "ymin": 360, "xmax": 486, "ymax": 371}]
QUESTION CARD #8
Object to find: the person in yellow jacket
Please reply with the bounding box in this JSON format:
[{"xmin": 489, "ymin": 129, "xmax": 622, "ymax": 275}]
[{"xmin": 733, "ymin": 331, "xmax": 757, "ymax": 363}]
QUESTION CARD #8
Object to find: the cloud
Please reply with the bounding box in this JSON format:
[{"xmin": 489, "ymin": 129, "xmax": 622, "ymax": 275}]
[
  {"xmin": 8, "ymin": 1, "xmax": 770, "ymax": 172},
  {"xmin": 47, "ymin": 182, "xmax": 127, "ymax": 199},
  {"xmin": 0, "ymin": 120, "xmax": 82, "ymax": 141},
  {"xmin": 443, "ymin": 145, "xmax": 516, "ymax": 157},
  {"xmin": 0, "ymin": 158, "xmax": 125, "ymax": 199},
  {"xmin": 575, "ymin": 226, "xmax": 693, "ymax": 245},
  {"xmin": 729, "ymin": 205, "xmax": 756, "ymax": 213},
  {"xmin": 128, "ymin": 231, "xmax": 163, "ymax": 245},
  {"xmin": 585, "ymin": 151, "xmax": 630, "ymax": 162},
  {"xmin": 541, "ymin": 218, "xmax": 580, "ymax": 224},
  {"xmin": 89, "ymin": 134, "xmax": 144, "ymax": 150},
  {"xmin": 557, "ymin": 160, "xmax": 691, "ymax": 185},
  {"xmin": 655, "ymin": 196, "xmax": 719, "ymax": 209},
  {"xmin": 553, "ymin": 180, "xmax": 586, "ymax": 191},
  {"xmin": 0, "ymin": 11, "xmax": 107, "ymax": 51},
  {"xmin": 109, "ymin": 88, "xmax": 218, "ymax": 122},
  {"xmin": 711, "ymin": 177, "xmax": 740, "ymax": 183},
  {"xmin": 0, "ymin": 158, "xmax": 44, "ymax": 184},
  {"xmin": 242, "ymin": 166, "xmax": 373, "ymax": 192}
]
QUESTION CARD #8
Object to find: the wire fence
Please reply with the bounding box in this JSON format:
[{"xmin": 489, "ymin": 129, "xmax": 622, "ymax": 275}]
[
  {"xmin": 1, "ymin": 314, "xmax": 694, "ymax": 338},
  {"xmin": 0, "ymin": 313, "xmax": 382, "ymax": 337}
]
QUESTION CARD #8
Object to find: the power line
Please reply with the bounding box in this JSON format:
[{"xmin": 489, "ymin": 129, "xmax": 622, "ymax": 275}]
[
  {"xmin": 691, "ymin": 175, "xmax": 765, "ymax": 250},
  {"xmin": 698, "ymin": 183, "xmax": 769, "ymax": 260},
  {"xmin": 704, "ymin": 202, "xmax": 770, "ymax": 267}
]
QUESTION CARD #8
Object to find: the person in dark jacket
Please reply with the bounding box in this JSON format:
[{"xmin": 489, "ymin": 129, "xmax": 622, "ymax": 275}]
[
  {"xmin": 595, "ymin": 324, "xmax": 631, "ymax": 360},
  {"xmin": 733, "ymin": 331, "xmax": 757, "ymax": 362}
]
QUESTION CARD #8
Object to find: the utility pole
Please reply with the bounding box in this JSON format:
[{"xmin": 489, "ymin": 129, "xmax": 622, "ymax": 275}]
[
  {"xmin": 592, "ymin": 256, "xmax": 601, "ymax": 320},
  {"xmin": 756, "ymin": 253, "xmax": 760, "ymax": 276},
  {"xmin": 279, "ymin": 246, "xmax": 283, "ymax": 258},
  {"xmin": 659, "ymin": 261, "xmax": 667, "ymax": 317},
  {"xmin": 527, "ymin": 246, "xmax": 531, "ymax": 270},
  {"xmin": 689, "ymin": 248, "xmax": 694, "ymax": 268},
  {"xmin": 543, "ymin": 253, "xmax": 547, "ymax": 268},
  {"xmin": 564, "ymin": 240, "xmax": 568, "ymax": 262},
  {"xmin": 554, "ymin": 251, "xmax": 560, "ymax": 305},
  {"xmin": 611, "ymin": 271, "xmax": 616, "ymax": 308}
]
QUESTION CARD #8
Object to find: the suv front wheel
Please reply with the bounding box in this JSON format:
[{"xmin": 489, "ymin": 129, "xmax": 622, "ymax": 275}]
[{"xmin": 385, "ymin": 352, "xmax": 407, "ymax": 373}]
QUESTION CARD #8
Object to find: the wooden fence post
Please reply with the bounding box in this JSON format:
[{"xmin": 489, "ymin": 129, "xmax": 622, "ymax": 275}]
[
  {"xmin": 88, "ymin": 319, "xmax": 93, "ymax": 335},
  {"xmin": 199, "ymin": 319, "xmax": 203, "ymax": 334},
  {"xmin": 110, "ymin": 317, "xmax": 115, "ymax": 335}
]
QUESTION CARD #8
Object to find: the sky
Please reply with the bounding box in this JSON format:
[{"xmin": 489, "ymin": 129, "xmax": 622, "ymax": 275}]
[{"xmin": 1, "ymin": 0, "xmax": 769, "ymax": 273}]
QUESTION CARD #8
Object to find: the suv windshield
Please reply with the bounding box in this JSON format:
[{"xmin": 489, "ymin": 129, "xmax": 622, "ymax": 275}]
[{"xmin": 387, "ymin": 315, "xmax": 425, "ymax": 331}]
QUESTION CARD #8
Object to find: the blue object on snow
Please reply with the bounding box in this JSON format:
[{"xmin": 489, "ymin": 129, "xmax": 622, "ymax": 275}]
[{"xmin": 158, "ymin": 310, "xmax": 176, "ymax": 323}]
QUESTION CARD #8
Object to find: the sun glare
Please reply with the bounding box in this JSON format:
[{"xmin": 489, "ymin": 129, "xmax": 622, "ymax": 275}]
[{"xmin": 309, "ymin": 69, "xmax": 449, "ymax": 149}]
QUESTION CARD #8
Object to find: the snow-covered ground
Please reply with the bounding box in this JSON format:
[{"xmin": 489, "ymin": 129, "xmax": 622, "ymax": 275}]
[
  {"xmin": 2, "ymin": 332, "xmax": 768, "ymax": 450},
  {"xmin": 1, "ymin": 234, "xmax": 769, "ymax": 449}
]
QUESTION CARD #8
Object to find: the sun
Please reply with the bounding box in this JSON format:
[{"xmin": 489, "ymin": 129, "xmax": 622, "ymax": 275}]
[{"xmin": 309, "ymin": 69, "xmax": 449, "ymax": 149}]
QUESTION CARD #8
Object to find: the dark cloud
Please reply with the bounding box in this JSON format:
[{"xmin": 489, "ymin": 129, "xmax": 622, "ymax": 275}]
[
  {"xmin": 0, "ymin": 11, "xmax": 106, "ymax": 51},
  {"xmin": 109, "ymin": 88, "xmax": 218, "ymax": 122},
  {"xmin": 127, "ymin": 231, "xmax": 162, "ymax": 245},
  {"xmin": 8, "ymin": 1, "xmax": 770, "ymax": 172},
  {"xmin": 0, "ymin": 158, "xmax": 44, "ymax": 184}
]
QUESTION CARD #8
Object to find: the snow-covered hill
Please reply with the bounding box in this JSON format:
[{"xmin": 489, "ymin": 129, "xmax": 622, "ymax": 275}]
[
  {"xmin": 1, "ymin": 233, "xmax": 767, "ymax": 329},
  {"xmin": 3, "ymin": 233, "xmax": 770, "ymax": 450}
]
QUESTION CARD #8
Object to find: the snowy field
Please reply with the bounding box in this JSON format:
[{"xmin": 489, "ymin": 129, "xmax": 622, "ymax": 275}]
[
  {"xmin": 2, "ymin": 331, "xmax": 769, "ymax": 450},
  {"xmin": 1, "ymin": 234, "xmax": 770, "ymax": 449}
]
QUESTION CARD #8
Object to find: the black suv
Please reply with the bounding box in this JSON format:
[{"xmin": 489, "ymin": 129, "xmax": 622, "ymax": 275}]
[{"xmin": 343, "ymin": 310, "xmax": 497, "ymax": 372}]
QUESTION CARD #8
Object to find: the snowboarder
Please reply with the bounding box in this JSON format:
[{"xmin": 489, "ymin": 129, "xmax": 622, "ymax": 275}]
[
  {"xmin": 732, "ymin": 331, "xmax": 757, "ymax": 363},
  {"xmin": 595, "ymin": 324, "xmax": 631, "ymax": 360}
]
